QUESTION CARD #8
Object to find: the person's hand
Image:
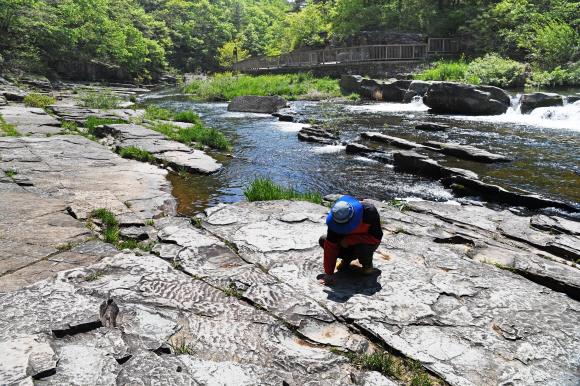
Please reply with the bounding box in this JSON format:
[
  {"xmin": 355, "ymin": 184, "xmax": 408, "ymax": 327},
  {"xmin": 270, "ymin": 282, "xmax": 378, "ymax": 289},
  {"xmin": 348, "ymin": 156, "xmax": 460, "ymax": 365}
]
[
  {"xmin": 318, "ymin": 274, "xmax": 335, "ymax": 286},
  {"xmin": 339, "ymin": 238, "xmax": 348, "ymax": 248}
]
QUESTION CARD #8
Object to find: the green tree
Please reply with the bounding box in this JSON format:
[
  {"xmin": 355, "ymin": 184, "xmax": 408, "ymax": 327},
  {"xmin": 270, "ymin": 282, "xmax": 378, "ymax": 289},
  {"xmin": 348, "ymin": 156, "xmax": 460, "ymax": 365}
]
[{"xmin": 216, "ymin": 39, "xmax": 250, "ymax": 69}]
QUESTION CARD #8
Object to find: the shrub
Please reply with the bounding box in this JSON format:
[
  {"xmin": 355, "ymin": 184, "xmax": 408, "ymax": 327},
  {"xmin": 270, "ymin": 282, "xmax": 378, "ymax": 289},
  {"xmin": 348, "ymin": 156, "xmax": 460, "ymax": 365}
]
[
  {"xmin": 464, "ymin": 54, "xmax": 527, "ymax": 88},
  {"xmin": 23, "ymin": 93, "xmax": 56, "ymax": 108},
  {"xmin": 76, "ymin": 89, "xmax": 123, "ymax": 110},
  {"xmin": 414, "ymin": 57, "xmax": 470, "ymax": 82},
  {"xmin": 242, "ymin": 175, "xmax": 323, "ymax": 204},
  {"xmin": 519, "ymin": 20, "xmax": 580, "ymax": 71}
]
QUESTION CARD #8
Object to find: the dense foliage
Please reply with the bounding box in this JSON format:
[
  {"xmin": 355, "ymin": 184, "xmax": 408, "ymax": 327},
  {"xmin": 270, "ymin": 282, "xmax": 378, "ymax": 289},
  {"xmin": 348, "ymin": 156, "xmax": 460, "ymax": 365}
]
[
  {"xmin": 0, "ymin": 0, "xmax": 290, "ymax": 76},
  {"xmin": 1, "ymin": 0, "xmax": 579, "ymax": 81}
]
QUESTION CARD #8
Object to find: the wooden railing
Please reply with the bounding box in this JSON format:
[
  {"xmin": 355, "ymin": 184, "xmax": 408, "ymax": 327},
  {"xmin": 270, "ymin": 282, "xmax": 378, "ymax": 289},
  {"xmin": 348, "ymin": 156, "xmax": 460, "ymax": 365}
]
[{"xmin": 233, "ymin": 38, "xmax": 459, "ymax": 71}]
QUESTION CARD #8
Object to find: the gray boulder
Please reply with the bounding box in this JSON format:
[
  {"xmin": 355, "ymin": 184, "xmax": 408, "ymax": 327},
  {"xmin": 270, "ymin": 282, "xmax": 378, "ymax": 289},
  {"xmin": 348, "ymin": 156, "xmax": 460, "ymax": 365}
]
[
  {"xmin": 2, "ymin": 91, "xmax": 29, "ymax": 102},
  {"xmin": 568, "ymin": 95, "xmax": 580, "ymax": 104},
  {"xmin": 345, "ymin": 143, "xmax": 380, "ymax": 153},
  {"xmin": 380, "ymin": 80, "xmax": 411, "ymax": 102},
  {"xmin": 520, "ymin": 92, "xmax": 563, "ymax": 114},
  {"xmin": 403, "ymin": 80, "xmax": 431, "ymax": 102},
  {"xmin": 359, "ymin": 78, "xmax": 385, "ymax": 99},
  {"xmin": 423, "ymin": 82, "xmax": 510, "ymax": 115},
  {"xmin": 227, "ymin": 96, "xmax": 288, "ymax": 113},
  {"xmin": 339, "ymin": 75, "xmax": 364, "ymax": 94}
]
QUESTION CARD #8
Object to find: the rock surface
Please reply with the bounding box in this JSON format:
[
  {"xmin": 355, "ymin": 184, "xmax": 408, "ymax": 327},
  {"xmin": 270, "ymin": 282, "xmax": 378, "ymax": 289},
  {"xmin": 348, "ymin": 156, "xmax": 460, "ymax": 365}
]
[
  {"xmin": 0, "ymin": 106, "xmax": 63, "ymax": 136},
  {"xmin": 423, "ymin": 82, "xmax": 511, "ymax": 115},
  {"xmin": 520, "ymin": 92, "xmax": 563, "ymax": 113},
  {"xmin": 393, "ymin": 150, "xmax": 478, "ymax": 180},
  {"xmin": 298, "ymin": 127, "xmax": 339, "ymax": 144},
  {"xmin": 45, "ymin": 105, "xmax": 126, "ymax": 126},
  {"xmin": 415, "ymin": 123, "xmax": 449, "ymax": 131},
  {"xmin": 361, "ymin": 131, "xmax": 425, "ymax": 149},
  {"xmin": 227, "ymin": 95, "xmax": 288, "ymax": 113},
  {"xmin": 345, "ymin": 143, "xmax": 380, "ymax": 154},
  {"xmin": 94, "ymin": 124, "xmax": 222, "ymax": 174},
  {"xmin": 422, "ymin": 140, "xmax": 512, "ymax": 163}
]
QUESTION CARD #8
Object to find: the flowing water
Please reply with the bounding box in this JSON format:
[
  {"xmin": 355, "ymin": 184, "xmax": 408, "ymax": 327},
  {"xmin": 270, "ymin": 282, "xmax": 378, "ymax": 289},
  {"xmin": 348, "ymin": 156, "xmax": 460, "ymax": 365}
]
[{"xmin": 138, "ymin": 88, "xmax": 580, "ymax": 217}]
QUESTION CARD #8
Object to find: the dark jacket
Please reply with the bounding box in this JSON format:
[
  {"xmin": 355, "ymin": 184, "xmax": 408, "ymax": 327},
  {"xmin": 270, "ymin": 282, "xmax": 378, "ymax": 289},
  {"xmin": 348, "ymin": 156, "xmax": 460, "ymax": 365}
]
[{"xmin": 324, "ymin": 201, "xmax": 383, "ymax": 274}]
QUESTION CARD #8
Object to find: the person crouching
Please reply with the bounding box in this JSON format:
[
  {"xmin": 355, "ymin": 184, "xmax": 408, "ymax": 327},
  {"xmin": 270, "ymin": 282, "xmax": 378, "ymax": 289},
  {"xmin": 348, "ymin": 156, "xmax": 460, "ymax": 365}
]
[{"xmin": 318, "ymin": 195, "xmax": 383, "ymax": 286}]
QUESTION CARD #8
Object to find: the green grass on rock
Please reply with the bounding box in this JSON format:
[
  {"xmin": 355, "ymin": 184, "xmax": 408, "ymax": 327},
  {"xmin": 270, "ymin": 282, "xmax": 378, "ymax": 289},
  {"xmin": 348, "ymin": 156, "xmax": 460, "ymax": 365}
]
[{"xmin": 243, "ymin": 175, "xmax": 323, "ymax": 205}]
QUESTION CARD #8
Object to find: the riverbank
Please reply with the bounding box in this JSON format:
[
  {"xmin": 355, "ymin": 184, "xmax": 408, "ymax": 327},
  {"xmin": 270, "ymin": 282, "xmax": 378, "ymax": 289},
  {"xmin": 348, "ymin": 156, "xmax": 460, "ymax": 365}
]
[{"xmin": 2, "ymin": 77, "xmax": 580, "ymax": 385}]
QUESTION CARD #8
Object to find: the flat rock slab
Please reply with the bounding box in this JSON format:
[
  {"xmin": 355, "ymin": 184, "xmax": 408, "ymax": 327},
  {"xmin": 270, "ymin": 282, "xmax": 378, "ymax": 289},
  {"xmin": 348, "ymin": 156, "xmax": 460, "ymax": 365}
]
[
  {"xmin": 362, "ymin": 132, "xmax": 425, "ymax": 150},
  {"xmin": 227, "ymin": 95, "xmax": 288, "ymax": 113},
  {"xmin": 393, "ymin": 151, "xmax": 479, "ymax": 180},
  {"xmin": 345, "ymin": 143, "xmax": 380, "ymax": 154},
  {"xmin": 415, "ymin": 123, "xmax": 449, "ymax": 131},
  {"xmin": 0, "ymin": 106, "xmax": 63, "ymax": 136},
  {"xmin": 96, "ymin": 124, "xmax": 222, "ymax": 174},
  {"xmin": 422, "ymin": 141, "xmax": 512, "ymax": 163},
  {"xmin": 0, "ymin": 252, "xmax": 355, "ymax": 385},
  {"xmin": 203, "ymin": 200, "xmax": 580, "ymax": 386},
  {"xmin": 0, "ymin": 136, "xmax": 175, "ymax": 220},
  {"xmin": 45, "ymin": 105, "xmax": 126, "ymax": 125}
]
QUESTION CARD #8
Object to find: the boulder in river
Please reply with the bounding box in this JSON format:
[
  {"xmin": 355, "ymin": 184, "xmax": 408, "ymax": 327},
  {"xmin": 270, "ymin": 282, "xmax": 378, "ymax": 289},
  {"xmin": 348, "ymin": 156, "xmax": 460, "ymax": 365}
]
[
  {"xmin": 414, "ymin": 123, "xmax": 449, "ymax": 131},
  {"xmin": 422, "ymin": 140, "xmax": 512, "ymax": 163},
  {"xmin": 520, "ymin": 92, "xmax": 563, "ymax": 114},
  {"xmin": 423, "ymin": 82, "xmax": 510, "ymax": 115},
  {"xmin": 380, "ymin": 80, "xmax": 411, "ymax": 102},
  {"xmin": 339, "ymin": 75, "xmax": 364, "ymax": 94},
  {"xmin": 227, "ymin": 95, "xmax": 288, "ymax": 113},
  {"xmin": 361, "ymin": 132, "xmax": 424, "ymax": 150},
  {"xmin": 568, "ymin": 95, "xmax": 580, "ymax": 104},
  {"xmin": 403, "ymin": 80, "xmax": 431, "ymax": 102},
  {"xmin": 298, "ymin": 127, "xmax": 339, "ymax": 144},
  {"xmin": 345, "ymin": 143, "xmax": 381, "ymax": 154},
  {"xmin": 359, "ymin": 78, "xmax": 385, "ymax": 99}
]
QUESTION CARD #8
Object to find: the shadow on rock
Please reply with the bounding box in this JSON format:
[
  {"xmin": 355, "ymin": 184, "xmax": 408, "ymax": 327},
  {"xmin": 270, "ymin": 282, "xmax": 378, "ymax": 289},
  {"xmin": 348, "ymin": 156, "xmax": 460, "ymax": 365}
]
[{"xmin": 318, "ymin": 268, "xmax": 382, "ymax": 303}]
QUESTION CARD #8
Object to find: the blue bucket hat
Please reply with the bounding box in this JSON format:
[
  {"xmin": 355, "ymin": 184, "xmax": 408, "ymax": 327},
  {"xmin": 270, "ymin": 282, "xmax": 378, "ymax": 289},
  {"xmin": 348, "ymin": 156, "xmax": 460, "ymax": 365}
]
[{"xmin": 326, "ymin": 195, "xmax": 363, "ymax": 234}]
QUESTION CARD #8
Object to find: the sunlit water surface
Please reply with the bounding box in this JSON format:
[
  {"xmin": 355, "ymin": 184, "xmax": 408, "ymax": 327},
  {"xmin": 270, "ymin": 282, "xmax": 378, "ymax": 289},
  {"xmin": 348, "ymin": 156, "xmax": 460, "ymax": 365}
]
[{"xmin": 139, "ymin": 89, "xmax": 580, "ymax": 217}]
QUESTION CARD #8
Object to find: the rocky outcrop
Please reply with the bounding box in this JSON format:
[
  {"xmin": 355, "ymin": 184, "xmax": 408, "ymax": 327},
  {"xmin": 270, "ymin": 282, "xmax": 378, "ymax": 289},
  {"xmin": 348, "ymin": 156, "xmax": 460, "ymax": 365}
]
[
  {"xmin": 345, "ymin": 143, "xmax": 380, "ymax": 153},
  {"xmin": 202, "ymin": 199, "xmax": 580, "ymax": 386},
  {"xmin": 359, "ymin": 78, "xmax": 385, "ymax": 99},
  {"xmin": 0, "ymin": 106, "xmax": 63, "ymax": 136},
  {"xmin": 415, "ymin": 122, "xmax": 449, "ymax": 131},
  {"xmin": 94, "ymin": 124, "xmax": 222, "ymax": 174},
  {"xmin": 1, "ymin": 91, "xmax": 29, "ymax": 102},
  {"xmin": 298, "ymin": 126, "xmax": 339, "ymax": 144},
  {"xmin": 393, "ymin": 150, "xmax": 478, "ymax": 179},
  {"xmin": 380, "ymin": 80, "xmax": 411, "ymax": 102},
  {"xmin": 403, "ymin": 80, "xmax": 430, "ymax": 102},
  {"xmin": 361, "ymin": 131, "xmax": 425, "ymax": 149},
  {"xmin": 54, "ymin": 61, "xmax": 133, "ymax": 83},
  {"xmin": 423, "ymin": 82, "xmax": 511, "ymax": 115},
  {"xmin": 520, "ymin": 92, "xmax": 563, "ymax": 113},
  {"xmin": 227, "ymin": 96, "xmax": 288, "ymax": 113},
  {"xmin": 339, "ymin": 74, "xmax": 364, "ymax": 93},
  {"xmin": 45, "ymin": 105, "xmax": 128, "ymax": 126},
  {"xmin": 422, "ymin": 140, "xmax": 512, "ymax": 163}
]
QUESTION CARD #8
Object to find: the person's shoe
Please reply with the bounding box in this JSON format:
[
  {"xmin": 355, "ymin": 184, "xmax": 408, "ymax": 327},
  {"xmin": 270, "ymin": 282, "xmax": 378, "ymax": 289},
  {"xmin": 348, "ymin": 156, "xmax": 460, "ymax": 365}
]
[
  {"xmin": 336, "ymin": 259, "xmax": 351, "ymax": 271},
  {"xmin": 362, "ymin": 264, "xmax": 373, "ymax": 275}
]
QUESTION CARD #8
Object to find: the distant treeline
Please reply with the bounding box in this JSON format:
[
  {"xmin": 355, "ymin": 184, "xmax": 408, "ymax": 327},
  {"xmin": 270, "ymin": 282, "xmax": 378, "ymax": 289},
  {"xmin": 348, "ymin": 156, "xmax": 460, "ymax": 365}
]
[{"xmin": 1, "ymin": 0, "xmax": 579, "ymax": 77}]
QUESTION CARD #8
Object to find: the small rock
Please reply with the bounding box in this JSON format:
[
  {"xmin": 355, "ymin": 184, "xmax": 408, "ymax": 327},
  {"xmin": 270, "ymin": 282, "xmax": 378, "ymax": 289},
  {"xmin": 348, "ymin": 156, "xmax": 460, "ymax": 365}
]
[
  {"xmin": 345, "ymin": 143, "xmax": 380, "ymax": 154},
  {"xmin": 415, "ymin": 123, "xmax": 449, "ymax": 131},
  {"xmin": 521, "ymin": 92, "xmax": 563, "ymax": 114}
]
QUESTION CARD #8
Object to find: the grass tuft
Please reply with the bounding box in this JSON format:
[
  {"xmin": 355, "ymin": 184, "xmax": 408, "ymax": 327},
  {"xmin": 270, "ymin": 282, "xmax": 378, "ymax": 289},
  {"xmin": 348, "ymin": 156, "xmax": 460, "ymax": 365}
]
[
  {"xmin": 144, "ymin": 105, "xmax": 174, "ymax": 121},
  {"xmin": 119, "ymin": 146, "xmax": 157, "ymax": 164},
  {"xmin": 173, "ymin": 110, "xmax": 200, "ymax": 123},
  {"xmin": 0, "ymin": 114, "xmax": 21, "ymax": 137},
  {"xmin": 167, "ymin": 337, "xmax": 196, "ymax": 355},
  {"xmin": 150, "ymin": 121, "xmax": 230, "ymax": 150},
  {"xmin": 85, "ymin": 116, "xmax": 127, "ymax": 134},
  {"xmin": 55, "ymin": 241, "xmax": 77, "ymax": 251},
  {"xmin": 217, "ymin": 284, "xmax": 243, "ymax": 298},
  {"xmin": 389, "ymin": 200, "xmax": 412, "ymax": 212},
  {"xmin": 243, "ymin": 175, "xmax": 323, "ymax": 205}
]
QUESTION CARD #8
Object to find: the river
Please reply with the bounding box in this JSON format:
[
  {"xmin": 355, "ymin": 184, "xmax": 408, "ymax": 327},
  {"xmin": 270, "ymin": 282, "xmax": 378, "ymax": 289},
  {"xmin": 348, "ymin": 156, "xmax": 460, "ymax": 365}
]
[{"xmin": 138, "ymin": 88, "xmax": 580, "ymax": 218}]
